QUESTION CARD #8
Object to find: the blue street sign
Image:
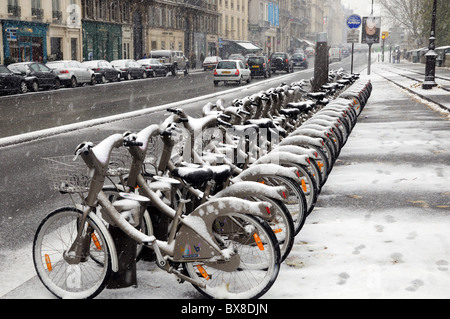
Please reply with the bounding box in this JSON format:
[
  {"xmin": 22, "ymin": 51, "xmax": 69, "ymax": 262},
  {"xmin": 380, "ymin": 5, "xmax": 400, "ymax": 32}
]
[{"xmin": 346, "ymin": 14, "xmax": 362, "ymax": 29}]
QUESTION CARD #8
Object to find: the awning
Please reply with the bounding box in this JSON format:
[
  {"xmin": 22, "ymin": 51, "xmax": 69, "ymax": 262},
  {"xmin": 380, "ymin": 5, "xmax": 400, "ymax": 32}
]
[
  {"xmin": 236, "ymin": 41, "xmax": 262, "ymax": 51},
  {"xmin": 297, "ymin": 38, "xmax": 315, "ymax": 47}
]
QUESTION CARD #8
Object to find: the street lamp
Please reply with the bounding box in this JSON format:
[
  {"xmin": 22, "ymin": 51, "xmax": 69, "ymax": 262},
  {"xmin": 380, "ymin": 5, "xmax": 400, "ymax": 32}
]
[{"xmin": 422, "ymin": 0, "xmax": 438, "ymax": 90}]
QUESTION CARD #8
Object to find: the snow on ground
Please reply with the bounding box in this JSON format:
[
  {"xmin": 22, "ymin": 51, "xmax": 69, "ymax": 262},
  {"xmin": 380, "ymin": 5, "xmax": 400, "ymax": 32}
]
[{"xmin": 2, "ymin": 69, "xmax": 449, "ymax": 300}]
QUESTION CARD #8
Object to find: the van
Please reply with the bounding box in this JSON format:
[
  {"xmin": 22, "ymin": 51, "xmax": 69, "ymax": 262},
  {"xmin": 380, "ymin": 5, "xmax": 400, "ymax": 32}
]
[
  {"xmin": 329, "ymin": 48, "xmax": 341, "ymax": 63},
  {"xmin": 149, "ymin": 50, "xmax": 188, "ymax": 76}
]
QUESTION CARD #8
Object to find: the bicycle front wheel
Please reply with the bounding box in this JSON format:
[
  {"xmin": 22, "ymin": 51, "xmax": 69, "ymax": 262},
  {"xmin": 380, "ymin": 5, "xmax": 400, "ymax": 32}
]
[
  {"xmin": 33, "ymin": 207, "xmax": 112, "ymax": 299},
  {"xmin": 183, "ymin": 213, "xmax": 280, "ymax": 299}
]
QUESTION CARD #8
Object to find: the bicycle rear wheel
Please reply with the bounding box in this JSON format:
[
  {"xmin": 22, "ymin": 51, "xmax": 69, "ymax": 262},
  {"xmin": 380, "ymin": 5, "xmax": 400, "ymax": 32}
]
[
  {"xmin": 33, "ymin": 207, "xmax": 112, "ymax": 299},
  {"xmin": 183, "ymin": 213, "xmax": 280, "ymax": 299}
]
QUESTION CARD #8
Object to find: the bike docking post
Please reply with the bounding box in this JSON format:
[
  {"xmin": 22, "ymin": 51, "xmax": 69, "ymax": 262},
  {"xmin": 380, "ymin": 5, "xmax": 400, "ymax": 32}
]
[
  {"xmin": 312, "ymin": 32, "xmax": 328, "ymax": 92},
  {"xmin": 104, "ymin": 194, "xmax": 148, "ymax": 289}
]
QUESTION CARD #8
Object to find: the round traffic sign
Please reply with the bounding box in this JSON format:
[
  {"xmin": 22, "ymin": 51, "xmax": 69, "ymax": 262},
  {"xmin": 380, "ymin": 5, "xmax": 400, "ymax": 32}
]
[{"xmin": 346, "ymin": 14, "xmax": 362, "ymax": 29}]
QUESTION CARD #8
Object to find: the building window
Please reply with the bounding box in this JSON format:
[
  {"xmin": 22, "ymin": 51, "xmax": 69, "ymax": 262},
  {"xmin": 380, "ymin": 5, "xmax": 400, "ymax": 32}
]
[{"xmin": 71, "ymin": 38, "xmax": 77, "ymax": 60}]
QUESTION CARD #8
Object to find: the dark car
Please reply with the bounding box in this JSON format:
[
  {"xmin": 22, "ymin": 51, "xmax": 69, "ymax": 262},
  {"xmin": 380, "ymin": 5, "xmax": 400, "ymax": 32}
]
[
  {"xmin": 269, "ymin": 52, "xmax": 293, "ymax": 74},
  {"xmin": 110, "ymin": 59, "xmax": 147, "ymax": 80},
  {"xmin": 291, "ymin": 53, "xmax": 308, "ymax": 69},
  {"xmin": 0, "ymin": 64, "xmax": 28, "ymax": 95},
  {"xmin": 8, "ymin": 62, "xmax": 60, "ymax": 91},
  {"xmin": 137, "ymin": 58, "xmax": 167, "ymax": 77},
  {"xmin": 247, "ymin": 56, "xmax": 271, "ymax": 78},
  {"xmin": 82, "ymin": 60, "xmax": 121, "ymax": 83}
]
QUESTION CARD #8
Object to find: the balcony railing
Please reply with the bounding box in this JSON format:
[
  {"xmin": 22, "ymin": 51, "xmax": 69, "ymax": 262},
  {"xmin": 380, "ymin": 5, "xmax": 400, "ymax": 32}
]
[
  {"xmin": 52, "ymin": 10, "xmax": 62, "ymax": 23},
  {"xmin": 7, "ymin": 5, "xmax": 21, "ymax": 18},
  {"xmin": 32, "ymin": 8, "xmax": 44, "ymax": 20}
]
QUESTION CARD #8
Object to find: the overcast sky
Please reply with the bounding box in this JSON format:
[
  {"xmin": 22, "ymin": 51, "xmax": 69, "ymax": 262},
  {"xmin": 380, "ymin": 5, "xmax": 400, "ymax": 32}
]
[{"xmin": 340, "ymin": 0, "xmax": 382, "ymax": 17}]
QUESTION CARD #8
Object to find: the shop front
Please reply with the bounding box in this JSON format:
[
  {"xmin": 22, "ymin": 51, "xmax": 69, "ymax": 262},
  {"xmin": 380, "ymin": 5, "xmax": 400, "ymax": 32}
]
[
  {"xmin": 1, "ymin": 20, "xmax": 48, "ymax": 63},
  {"xmin": 82, "ymin": 20, "xmax": 122, "ymax": 62}
]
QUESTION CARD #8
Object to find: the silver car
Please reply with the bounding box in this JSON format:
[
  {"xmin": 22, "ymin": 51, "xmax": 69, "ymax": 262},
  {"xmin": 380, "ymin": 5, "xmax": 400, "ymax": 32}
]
[
  {"xmin": 47, "ymin": 60, "xmax": 95, "ymax": 88},
  {"xmin": 213, "ymin": 60, "xmax": 251, "ymax": 86}
]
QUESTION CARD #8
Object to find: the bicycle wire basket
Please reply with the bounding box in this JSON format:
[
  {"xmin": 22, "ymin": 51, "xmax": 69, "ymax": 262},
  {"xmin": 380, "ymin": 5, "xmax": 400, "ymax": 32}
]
[
  {"xmin": 43, "ymin": 147, "xmax": 132, "ymax": 193},
  {"xmin": 44, "ymin": 155, "xmax": 92, "ymax": 193}
]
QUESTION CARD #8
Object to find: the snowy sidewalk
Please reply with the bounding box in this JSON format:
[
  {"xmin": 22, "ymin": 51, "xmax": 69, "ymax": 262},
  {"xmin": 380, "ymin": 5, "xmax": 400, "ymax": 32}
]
[{"xmin": 2, "ymin": 71, "xmax": 449, "ymax": 300}]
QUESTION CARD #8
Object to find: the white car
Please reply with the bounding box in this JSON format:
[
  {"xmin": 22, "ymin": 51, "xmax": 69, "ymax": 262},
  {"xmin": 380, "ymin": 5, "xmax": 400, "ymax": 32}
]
[
  {"xmin": 213, "ymin": 60, "xmax": 251, "ymax": 86},
  {"xmin": 47, "ymin": 60, "xmax": 95, "ymax": 88}
]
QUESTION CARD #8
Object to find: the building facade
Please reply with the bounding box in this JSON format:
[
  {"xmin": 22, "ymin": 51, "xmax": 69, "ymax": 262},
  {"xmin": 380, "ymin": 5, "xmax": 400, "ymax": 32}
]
[
  {"xmin": 1, "ymin": 0, "xmax": 82, "ymax": 64},
  {"xmin": 1, "ymin": 0, "xmax": 346, "ymax": 65}
]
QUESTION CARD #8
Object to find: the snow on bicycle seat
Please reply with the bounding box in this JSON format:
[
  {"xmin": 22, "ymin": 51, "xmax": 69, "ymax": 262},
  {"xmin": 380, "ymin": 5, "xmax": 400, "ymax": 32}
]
[
  {"xmin": 287, "ymin": 100, "xmax": 316, "ymax": 111},
  {"xmin": 171, "ymin": 165, "xmax": 214, "ymax": 184},
  {"xmin": 230, "ymin": 123, "xmax": 260, "ymax": 134},
  {"xmin": 208, "ymin": 165, "xmax": 232, "ymax": 182},
  {"xmin": 244, "ymin": 118, "xmax": 276, "ymax": 129},
  {"xmin": 306, "ymin": 92, "xmax": 327, "ymax": 100},
  {"xmin": 279, "ymin": 108, "xmax": 301, "ymax": 118}
]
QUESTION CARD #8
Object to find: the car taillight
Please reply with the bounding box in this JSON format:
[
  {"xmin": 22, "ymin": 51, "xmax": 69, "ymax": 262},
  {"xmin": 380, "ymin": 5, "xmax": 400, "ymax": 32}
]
[
  {"xmin": 93, "ymin": 68, "xmax": 100, "ymax": 72},
  {"xmin": 60, "ymin": 70, "xmax": 69, "ymax": 74},
  {"xmin": 235, "ymin": 69, "xmax": 240, "ymax": 76},
  {"xmin": 285, "ymin": 59, "xmax": 288, "ymax": 63},
  {"xmin": 214, "ymin": 69, "xmax": 218, "ymax": 75}
]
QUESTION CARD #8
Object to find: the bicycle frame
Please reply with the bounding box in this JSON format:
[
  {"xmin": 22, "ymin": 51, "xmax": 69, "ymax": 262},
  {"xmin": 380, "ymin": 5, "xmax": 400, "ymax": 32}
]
[{"xmin": 72, "ymin": 132, "xmax": 275, "ymax": 289}]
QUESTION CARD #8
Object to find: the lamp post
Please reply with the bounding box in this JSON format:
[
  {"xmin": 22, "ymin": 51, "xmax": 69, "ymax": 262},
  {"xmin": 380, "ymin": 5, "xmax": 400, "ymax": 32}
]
[{"xmin": 422, "ymin": 0, "xmax": 438, "ymax": 90}]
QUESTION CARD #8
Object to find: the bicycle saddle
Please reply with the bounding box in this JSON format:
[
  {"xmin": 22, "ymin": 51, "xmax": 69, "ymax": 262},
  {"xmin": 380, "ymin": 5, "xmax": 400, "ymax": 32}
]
[
  {"xmin": 244, "ymin": 118, "xmax": 276, "ymax": 129},
  {"xmin": 208, "ymin": 165, "xmax": 232, "ymax": 182},
  {"xmin": 287, "ymin": 100, "xmax": 316, "ymax": 111},
  {"xmin": 279, "ymin": 108, "xmax": 301, "ymax": 118},
  {"xmin": 307, "ymin": 92, "xmax": 327, "ymax": 100},
  {"xmin": 171, "ymin": 165, "xmax": 214, "ymax": 184}
]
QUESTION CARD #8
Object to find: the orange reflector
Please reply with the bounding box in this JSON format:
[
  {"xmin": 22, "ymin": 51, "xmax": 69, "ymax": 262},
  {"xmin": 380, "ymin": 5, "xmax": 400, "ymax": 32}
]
[
  {"xmin": 301, "ymin": 180, "xmax": 307, "ymax": 192},
  {"xmin": 273, "ymin": 228, "xmax": 282, "ymax": 234},
  {"xmin": 91, "ymin": 233, "xmax": 102, "ymax": 250},
  {"xmin": 45, "ymin": 254, "xmax": 52, "ymax": 272},
  {"xmin": 318, "ymin": 161, "xmax": 324, "ymax": 169},
  {"xmin": 196, "ymin": 265, "xmax": 210, "ymax": 280},
  {"xmin": 259, "ymin": 180, "xmax": 265, "ymax": 184},
  {"xmin": 253, "ymin": 233, "xmax": 265, "ymax": 251}
]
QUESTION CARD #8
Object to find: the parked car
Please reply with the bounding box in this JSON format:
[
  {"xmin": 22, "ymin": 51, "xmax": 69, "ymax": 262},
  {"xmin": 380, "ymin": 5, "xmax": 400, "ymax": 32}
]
[
  {"xmin": 202, "ymin": 56, "xmax": 222, "ymax": 71},
  {"xmin": 136, "ymin": 58, "xmax": 167, "ymax": 77},
  {"xmin": 329, "ymin": 48, "xmax": 341, "ymax": 63},
  {"xmin": 213, "ymin": 60, "xmax": 251, "ymax": 86},
  {"xmin": 149, "ymin": 50, "xmax": 188, "ymax": 76},
  {"xmin": 47, "ymin": 60, "xmax": 95, "ymax": 88},
  {"xmin": 110, "ymin": 59, "xmax": 147, "ymax": 80},
  {"xmin": 81, "ymin": 60, "xmax": 121, "ymax": 83},
  {"xmin": 305, "ymin": 46, "xmax": 315, "ymax": 56},
  {"xmin": 0, "ymin": 64, "xmax": 28, "ymax": 95},
  {"xmin": 246, "ymin": 55, "xmax": 271, "ymax": 78},
  {"xmin": 291, "ymin": 53, "xmax": 308, "ymax": 69},
  {"xmin": 269, "ymin": 52, "xmax": 293, "ymax": 73},
  {"xmin": 8, "ymin": 62, "xmax": 60, "ymax": 91}
]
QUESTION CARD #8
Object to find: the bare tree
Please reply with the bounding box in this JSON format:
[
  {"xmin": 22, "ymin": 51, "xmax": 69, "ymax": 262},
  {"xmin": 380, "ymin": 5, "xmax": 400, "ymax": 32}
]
[
  {"xmin": 377, "ymin": 0, "xmax": 426, "ymax": 47},
  {"xmin": 377, "ymin": 0, "xmax": 449, "ymax": 48}
]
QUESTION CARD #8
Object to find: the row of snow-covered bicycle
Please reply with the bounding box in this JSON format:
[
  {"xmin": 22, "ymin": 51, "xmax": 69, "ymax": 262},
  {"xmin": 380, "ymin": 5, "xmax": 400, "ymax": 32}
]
[{"xmin": 33, "ymin": 68, "xmax": 372, "ymax": 299}]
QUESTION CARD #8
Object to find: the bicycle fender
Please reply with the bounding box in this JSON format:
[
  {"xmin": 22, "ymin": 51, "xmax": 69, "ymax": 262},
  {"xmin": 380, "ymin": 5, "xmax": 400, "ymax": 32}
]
[
  {"xmin": 273, "ymin": 145, "xmax": 317, "ymax": 159},
  {"xmin": 278, "ymin": 135, "xmax": 324, "ymax": 148},
  {"xmin": 251, "ymin": 151, "xmax": 310, "ymax": 167},
  {"xmin": 173, "ymin": 197, "xmax": 272, "ymax": 262},
  {"xmin": 88, "ymin": 210, "xmax": 119, "ymax": 272},
  {"xmin": 212, "ymin": 181, "xmax": 286, "ymax": 202},
  {"xmin": 231, "ymin": 163, "xmax": 299, "ymax": 183}
]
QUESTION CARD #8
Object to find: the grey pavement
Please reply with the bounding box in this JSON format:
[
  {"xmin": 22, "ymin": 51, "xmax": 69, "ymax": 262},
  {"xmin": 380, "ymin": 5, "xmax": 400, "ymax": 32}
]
[{"xmin": 372, "ymin": 59, "xmax": 450, "ymax": 112}]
